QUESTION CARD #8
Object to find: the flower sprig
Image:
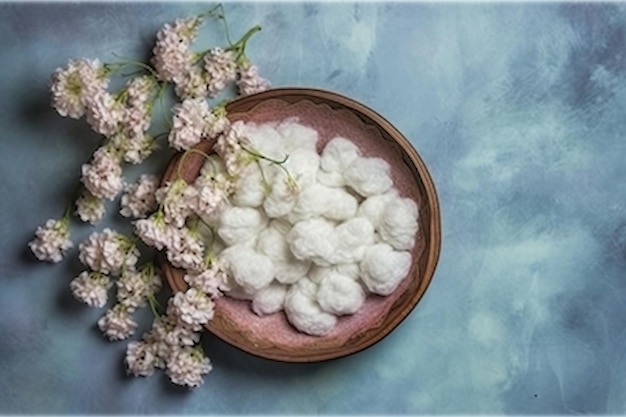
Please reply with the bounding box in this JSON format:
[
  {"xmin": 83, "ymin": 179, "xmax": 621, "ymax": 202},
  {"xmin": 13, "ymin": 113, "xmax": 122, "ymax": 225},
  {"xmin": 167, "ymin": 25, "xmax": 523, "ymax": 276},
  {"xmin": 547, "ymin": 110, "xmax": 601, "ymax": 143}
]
[{"xmin": 28, "ymin": 4, "xmax": 272, "ymax": 389}]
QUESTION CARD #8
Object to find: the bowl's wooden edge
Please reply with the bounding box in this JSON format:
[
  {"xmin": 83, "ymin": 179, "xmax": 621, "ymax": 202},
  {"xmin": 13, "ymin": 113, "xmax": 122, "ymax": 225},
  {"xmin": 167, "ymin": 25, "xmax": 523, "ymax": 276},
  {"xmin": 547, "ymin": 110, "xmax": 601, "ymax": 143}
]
[{"xmin": 159, "ymin": 87, "xmax": 442, "ymax": 363}]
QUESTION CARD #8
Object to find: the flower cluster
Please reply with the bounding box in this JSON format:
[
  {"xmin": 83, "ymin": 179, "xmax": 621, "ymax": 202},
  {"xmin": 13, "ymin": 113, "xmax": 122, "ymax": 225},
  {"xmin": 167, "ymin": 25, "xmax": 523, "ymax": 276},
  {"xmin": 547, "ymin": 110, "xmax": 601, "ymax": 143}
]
[
  {"xmin": 151, "ymin": 6, "xmax": 270, "ymax": 100},
  {"xmin": 28, "ymin": 5, "xmax": 271, "ymax": 389}
]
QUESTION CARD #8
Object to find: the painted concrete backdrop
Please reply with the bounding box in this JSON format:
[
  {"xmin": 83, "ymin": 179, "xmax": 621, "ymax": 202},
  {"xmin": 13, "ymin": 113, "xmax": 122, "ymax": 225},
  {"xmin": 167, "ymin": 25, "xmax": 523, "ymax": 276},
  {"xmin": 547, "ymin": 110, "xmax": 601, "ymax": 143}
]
[{"xmin": 1, "ymin": 2, "xmax": 626, "ymax": 414}]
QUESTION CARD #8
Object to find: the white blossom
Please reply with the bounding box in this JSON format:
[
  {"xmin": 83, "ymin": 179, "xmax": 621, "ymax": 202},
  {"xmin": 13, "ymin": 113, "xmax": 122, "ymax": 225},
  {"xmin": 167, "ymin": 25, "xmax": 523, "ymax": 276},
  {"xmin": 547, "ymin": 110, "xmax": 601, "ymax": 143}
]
[
  {"xmin": 29, "ymin": 218, "xmax": 73, "ymax": 263},
  {"xmin": 78, "ymin": 228, "xmax": 139, "ymax": 274},
  {"xmin": 125, "ymin": 75, "xmax": 157, "ymax": 109},
  {"xmin": 120, "ymin": 174, "xmax": 159, "ymax": 219},
  {"xmin": 70, "ymin": 270, "xmax": 112, "ymax": 308},
  {"xmin": 168, "ymin": 98, "xmax": 210, "ymax": 151},
  {"xmin": 214, "ymin": 123, "xmax": 253, "ymax": 177},
  {"xmin": 166, "ymin": 346, "xmax": 212, "ymax": 388},
  {"xmin": 236, "ymin": 62, "xmax": 270, "ymax": 96},
  {"xmin": 110, "ymin": 132, "xmax": 157, "ymax": 165},
  {"xmin": 85, "ymin": 90, "xmax": 124, "ymax": 137},
  {"xmin": 203, "ymin": 47, "xmax": 237, "ymax": 97},
  {"xmin": 75, "ymin": 188, "xmax": 105, "ymax": 224},
  {"xmin": 174, "ymin": 67, "xmax": 207, "ymax": 100},
  {"xmin": 183, "ymin": 258, "xmax": 228, "ymax": 298},
  {"xmin": 116, "ymin": 267, "xmax": 162, "ymax": 309},
  {"xmin": 151, "ymin": 16, "xmax": 202, "ymax": 83},
  {"xmin": 50, "ymin": 58, "xmax": 109, "ymax": 119},
  {"xmin": 81, "ymin": 147, "xmax": 124, "ymax": 201},
  {"xmin": 166, "ymin": 288, "xmax": 215, "ymax": 331},
  {"xmin": 125, "ymin": 340, "xmax": 159, "ymax": 377},
  {"xmin": 139, "ymin": 317, "xmax": 182, "ymax": 369},
  {"xmin": 134, "ymin": 213, "xmax": 173, "ymax": 251},
  {"xmin": 155, "ymin": 179, "xmax": 198, "ymax": 228},
  {"xmin": 122, "ymin": 105, "xmax": 152, "ymax": 139},
  {"xmin": 165, "ymin": 227, "xmax": 205, "ymax": 273},
  {"xmin": 194, "ymin": 174, "xmax": 229, "ymax": 218},
  {"xmin": 206, "ymin": 111, "xmax": 231, "ymax": 139},
  {"xmin": 98, "ymin": 304, "xmax": 138, "ymax": 341},
  {"xmin": 145, "ymin": 316, "xmax": 200, "ymax": 355}
]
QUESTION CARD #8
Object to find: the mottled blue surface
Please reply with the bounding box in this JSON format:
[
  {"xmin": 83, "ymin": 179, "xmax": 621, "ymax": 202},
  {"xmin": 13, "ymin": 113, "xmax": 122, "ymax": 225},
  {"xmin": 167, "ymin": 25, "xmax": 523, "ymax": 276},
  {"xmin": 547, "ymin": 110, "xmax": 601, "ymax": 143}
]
[{"xmin": 2, "ymin": 2, "xmax": 626, "ymax": 414}]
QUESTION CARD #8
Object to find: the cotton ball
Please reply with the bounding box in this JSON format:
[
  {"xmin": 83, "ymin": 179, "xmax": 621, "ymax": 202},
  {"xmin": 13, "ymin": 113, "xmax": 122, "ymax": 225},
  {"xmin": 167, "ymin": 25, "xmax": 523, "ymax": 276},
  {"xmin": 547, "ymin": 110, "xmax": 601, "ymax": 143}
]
[
  {"xmin": 220, "ymin": 273, "xmax": 255, "ymax": 300},
  {"xmin": 269, "ymin": 217, "xmax": 292, "ymax": 235},
  {"xmin": 232, "ymin": 164, "xmax": 267, "ymax": 208},
  {"xmin": 309, "ymin": 264, "xmax": 361, "ymax": 284},
  {"xmin": 317, "ymin": 272, "xmax": 366, "ymax": 315},
  {"xmin": 378, "ymin": 197, "xmax": 419, "ymax": 250},
  {"xmin": 288, "ymin": 184, "xmax": 358, "ymax": 224},
  {"xmin": 308, "ymin": 265, "xmax": 331, "ymax": 285},
  {"xmin": 357, "ymin": 190, "xmax": 399, "ymax": 230},
  {"xmin": 263, "ymin": 173, "xmax": 298, "ymax": 218},
  {"xmin": 335, "ymin": 263, "xmax": 361, "ymax": 280},
  {"xmin": 219, "ymin": 244, "xmax": 275, "ymax": 293},
  {"xmin": 241, "ymin": 122, "xmax": 286, "ymax": 162},
  {"xmin": 320, "ymin": 137, "xmax": 361, "ymax": 173},
  {"xmin": 275, "ymin": 259, "xmax": 311, "ymax": 285},
  {"xmin": 285, "ymin": 148, "xmax": 320, "ymax": 189},
  {"xmin": 276, "ymin": 119, "xmax": 319, "ymax": 153},
  {"xmin": 256, "ymin": 222, "xmax": 290, "ymax": 262},
  {"xmin": 284, "ymin": 279, "xmax": 337, "ymax": 336},
  {"xmin": 345, "ymin": 157, "xmax": 393, "ymax": 197},
  {"xmin": 286, "ymin": 218, "xmax": 337, "ymax": 266},
  {"xmin": 286, "ymin": 184, "xmax": 330, "ymax": 223},
  {"xmin": 321, "ymin": 187, "xmax": 358, "ymax": 221},
  {"xmin": 292, "ymin": 276, "xmax": 319, "ymax": 298},
  {"xmin": 328, "ymin": 217, "xmax": 376, "ymax": 264},
  {"xmin": 218, "ymin": 206, "xmax": 268, "ymax": 246},
  {"xmin": 317, "ymin": 170, "xmax": 345, "ymax": 188},
  {"xmin": 360, "ymin": 243, "xmax": 412, "ymax": 296},
  {"xmin": 252, "ymin": 282, "xmax": 287, "ymax": 316},
  {"xmin": 257, "ymin": 222, "xmax": 311, "ymax": 284}
]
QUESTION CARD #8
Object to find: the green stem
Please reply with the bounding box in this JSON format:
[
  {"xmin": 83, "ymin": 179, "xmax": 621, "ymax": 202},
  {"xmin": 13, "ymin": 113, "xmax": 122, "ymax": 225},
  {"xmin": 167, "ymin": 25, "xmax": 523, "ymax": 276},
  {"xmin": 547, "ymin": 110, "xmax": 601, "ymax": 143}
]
[
  {"xmin": 239, "ymin": 142, "xmax": 288, "ymax": 165},
  {"xmin": 255, "ymin": 159, "xmax": 271, "ymax": 195},
  {"xmin": 147, "ymin": 293, "xmax": 161, "ymax": 319},
  {"xmin": 107, "ymin": 55, "xmax": 160, "ymax": 79},
  {"xmin": 156, "ymin": 81, "xmax": 171, "ymax": 130},
  {"xmin": 226, "ymin": 24, "xmax": 262, "ymax": 62},
  {"xmin": 201, "ymin": 4, "xmax": 233, "ymax": 46}
]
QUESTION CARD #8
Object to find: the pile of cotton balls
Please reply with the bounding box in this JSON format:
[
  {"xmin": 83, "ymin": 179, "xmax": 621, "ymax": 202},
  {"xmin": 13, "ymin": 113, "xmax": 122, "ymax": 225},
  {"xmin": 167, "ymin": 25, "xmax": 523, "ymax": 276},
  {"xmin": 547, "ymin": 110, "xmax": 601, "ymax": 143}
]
[{"xmin": 206, "ymin": 119, "xmax": 419, "ymax": 336}]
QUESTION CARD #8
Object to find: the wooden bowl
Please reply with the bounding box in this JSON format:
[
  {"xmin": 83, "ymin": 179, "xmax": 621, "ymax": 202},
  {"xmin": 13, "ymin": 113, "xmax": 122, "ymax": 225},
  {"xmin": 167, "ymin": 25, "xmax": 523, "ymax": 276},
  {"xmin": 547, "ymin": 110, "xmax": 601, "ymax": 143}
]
[{"xmin": 160, "ymin": 88, "xmax": 441, "ymax": 362}]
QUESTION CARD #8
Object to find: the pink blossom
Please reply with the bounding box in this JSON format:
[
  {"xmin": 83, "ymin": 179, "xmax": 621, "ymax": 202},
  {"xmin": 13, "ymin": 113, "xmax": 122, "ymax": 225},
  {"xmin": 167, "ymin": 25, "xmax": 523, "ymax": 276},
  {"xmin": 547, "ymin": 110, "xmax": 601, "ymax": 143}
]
[
  {"xmin": 81, "ymin": 147, "xmax": 124, "ymax": 201},
  {"xmin": 29, "ymin": 218, "xmax": 73, "ymax": 263}
]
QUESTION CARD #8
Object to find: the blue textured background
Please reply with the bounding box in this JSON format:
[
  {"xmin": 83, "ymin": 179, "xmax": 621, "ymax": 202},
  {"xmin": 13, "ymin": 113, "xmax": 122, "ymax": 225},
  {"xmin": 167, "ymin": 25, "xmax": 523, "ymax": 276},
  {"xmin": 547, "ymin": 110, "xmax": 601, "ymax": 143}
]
[{"xmin": 2, "ymin": 2, "xmax": 626, "ymax": 414}]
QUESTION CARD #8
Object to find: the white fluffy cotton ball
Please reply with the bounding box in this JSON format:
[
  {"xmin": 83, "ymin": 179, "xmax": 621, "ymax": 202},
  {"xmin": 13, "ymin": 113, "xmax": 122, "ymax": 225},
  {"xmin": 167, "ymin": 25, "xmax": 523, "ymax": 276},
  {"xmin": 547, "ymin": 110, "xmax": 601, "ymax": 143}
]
[
  {"xmin": 276, "ymin": 118, "xmax": 319, "ymax": 153},
  {"xmin": 219, "ymin": 244, "xmax": 275, "ymax": 293},
  {"xmin": 284, "ymin": 279, "xmax": 337, "ymax": 336},
  {"xmin": 320, "ymin": 136, "xmax": 361, "ymax": 174},
  {"xmin": 356, "ymin": 190, "xmax": 398, "ymax": 230},
  {"xmin": 286, "ymin": 218, "xmax": 338, "ymax": 266},
  {"xmin": 263, "ymin": 174, "xmax": 299, "ymax": 218},
  {"xmin": 232, "ymin": 164, "xmax": 267, "ymax": 208},
  {"xmin": 328, "ymin": 217, "xmax": 376, "ymax": 264},
  {"xmin": 285, "ymin": 148, "xmax": 320, "ymax": 190},
  {"xmin": 360, "ymin": 243, "xmax": 412, "ymax": 296},
  {"xmin": 217, "ymin": 206, "xmax": 268, "ymax": 246},
  {"xmin": 345, "ymin": 157, "xmax": 393, "ymax": 197},
  {"xmin": 256, "ymin": 222, "xmax": 311, "ymax": 284},
  {"xmin": 317, "ymin": 272, "xmax": 365, "ymax": 315},
  {"xmin": 378, "ymin": 197, "xmax": 419, "ymax": 250},
  {"xmin": 252, "ymin": 282, "xmax": 288, "ymax": 316}
]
